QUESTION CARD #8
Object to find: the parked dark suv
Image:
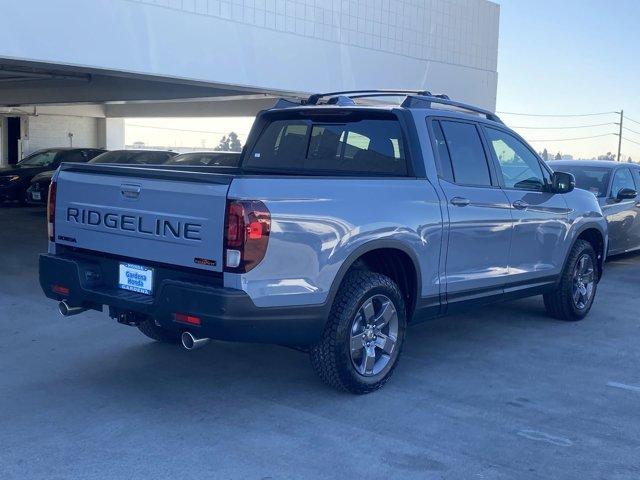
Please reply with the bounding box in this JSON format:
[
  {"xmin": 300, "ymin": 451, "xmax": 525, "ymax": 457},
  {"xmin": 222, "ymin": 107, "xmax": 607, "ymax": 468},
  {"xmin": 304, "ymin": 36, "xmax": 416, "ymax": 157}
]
[{"xmin": 1, "ymin": 148, "xmax": 105, "ymax": 204}]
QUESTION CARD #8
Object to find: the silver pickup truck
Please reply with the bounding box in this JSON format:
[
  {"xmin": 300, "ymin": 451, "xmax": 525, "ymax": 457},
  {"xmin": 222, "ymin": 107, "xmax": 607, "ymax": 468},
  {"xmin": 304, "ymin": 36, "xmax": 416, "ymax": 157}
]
[{"xmin": 39, "ymin": 90, "xmax": 608, "ymax": 394}]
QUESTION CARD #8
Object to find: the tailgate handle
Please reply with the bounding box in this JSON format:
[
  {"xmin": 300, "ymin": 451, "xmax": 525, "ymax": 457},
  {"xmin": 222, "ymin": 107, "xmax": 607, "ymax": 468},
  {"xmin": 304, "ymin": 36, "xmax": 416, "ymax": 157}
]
[{"xmin": 121, "ymin": 184, "xmax": 141, "ymax": 200}]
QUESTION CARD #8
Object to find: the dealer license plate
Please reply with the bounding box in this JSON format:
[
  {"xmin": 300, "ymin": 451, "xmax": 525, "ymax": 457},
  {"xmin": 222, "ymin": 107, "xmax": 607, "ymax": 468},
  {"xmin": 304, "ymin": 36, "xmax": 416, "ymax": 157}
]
[{"xmin": 118, "ymin": 263, "xmax": 154, "ymax": 295}]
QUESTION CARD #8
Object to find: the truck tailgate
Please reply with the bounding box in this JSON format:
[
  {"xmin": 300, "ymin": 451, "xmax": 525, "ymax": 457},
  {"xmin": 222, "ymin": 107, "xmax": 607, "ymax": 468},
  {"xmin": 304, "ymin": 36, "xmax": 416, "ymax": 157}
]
[{"xmin": 53, "ymin": 164, "xmax": 231, "ymax": 272}]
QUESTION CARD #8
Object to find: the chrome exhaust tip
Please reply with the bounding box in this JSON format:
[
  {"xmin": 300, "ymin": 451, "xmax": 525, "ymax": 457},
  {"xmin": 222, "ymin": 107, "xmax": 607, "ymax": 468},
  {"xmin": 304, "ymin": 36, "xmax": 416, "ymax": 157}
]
[
  {"xmin": 58, "ymin": 300, "xmax": 87, "ymax": 317},
  {"xmin": 180, "ymin": 331, "xmax": 210, "ymax": 351}
]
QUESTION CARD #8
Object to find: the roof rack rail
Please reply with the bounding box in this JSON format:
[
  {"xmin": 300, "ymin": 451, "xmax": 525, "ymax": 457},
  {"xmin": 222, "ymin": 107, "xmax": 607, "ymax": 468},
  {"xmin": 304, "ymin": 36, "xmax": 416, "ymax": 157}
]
[
  {"xmin": 401, "ymin": 95, "xmax": 503, "ymax": 123},
  {"xmin": 306, "ymin": 89, "xmax": 432, "ymax": 105},
  {"xmin": 303, "ymin": 89, "xmax": 502, "ymax": 123}
]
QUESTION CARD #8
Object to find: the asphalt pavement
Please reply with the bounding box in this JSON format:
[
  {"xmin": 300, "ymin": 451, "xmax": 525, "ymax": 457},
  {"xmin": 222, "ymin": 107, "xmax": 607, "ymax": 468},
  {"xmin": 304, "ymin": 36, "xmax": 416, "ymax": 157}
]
[{"xmin": 1, "ymin": 205, "xmax": 639, "ymax": 479}]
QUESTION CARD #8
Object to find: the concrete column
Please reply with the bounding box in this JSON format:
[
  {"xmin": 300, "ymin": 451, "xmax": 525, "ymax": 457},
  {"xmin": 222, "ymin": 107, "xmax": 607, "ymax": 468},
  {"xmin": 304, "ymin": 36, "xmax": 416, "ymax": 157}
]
[{"xmin": 97, "ymin": 118, "xmax": 125, "ymax": 150}]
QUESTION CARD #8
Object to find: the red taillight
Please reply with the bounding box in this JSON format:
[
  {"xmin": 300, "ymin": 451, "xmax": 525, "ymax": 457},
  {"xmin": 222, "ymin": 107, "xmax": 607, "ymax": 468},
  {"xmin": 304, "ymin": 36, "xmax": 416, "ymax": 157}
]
[
  {"xmin": 47, "ymin": 180, "xmax": 57, "ymax": 241},
  {"xmin": 174, "ymin": 313, "xmax": 202, "ymax": 326},
  {"xmin": 248, "ymin": 221, "xmax": 263, "ymax": 240},
  {"xmin": 225, "ymin": 202, "xmax": 245, "ymax": 249},
  {"xmin": 52, "ymin": 284, "xmax": 69, "ymax": 295},
  {"xmin": 224, "ymin": 200, "xmax": 271, "ymax": 272}
]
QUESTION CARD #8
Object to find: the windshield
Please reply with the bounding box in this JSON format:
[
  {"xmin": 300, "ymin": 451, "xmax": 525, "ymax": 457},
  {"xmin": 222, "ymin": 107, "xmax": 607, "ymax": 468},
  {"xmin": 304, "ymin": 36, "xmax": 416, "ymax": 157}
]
[
  {"xmin": 90, "ymin": 151, "xmax": 174, "ymax": 165},
  {"xmin": 18, "ymin": 150, "xmax": 60, "ymax": 167},
  {"xmin": 165, "ymin": 153, "xmax": 240, "ymax": 167},
  {"xmin": 553, "ymin": 165, "xmax": 611, "ymax": 197},
  {"xmin": 244, "ymin": 112, "xmax": 408, "ymax": 176}
]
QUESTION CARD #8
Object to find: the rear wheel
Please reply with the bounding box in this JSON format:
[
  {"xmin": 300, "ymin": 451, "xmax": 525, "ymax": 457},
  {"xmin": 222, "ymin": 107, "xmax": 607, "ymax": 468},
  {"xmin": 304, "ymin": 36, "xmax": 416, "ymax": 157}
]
[
  {"xmin": 310, "ymin": 270, "xmax": 407, "ymax": 394},
  {"xmin": 137, "ymin": 318, "xmax": 180, "ymax": 344},
  {"xmin": 544, "ymin": 239, "xmax": 598, "ymax": 321}
]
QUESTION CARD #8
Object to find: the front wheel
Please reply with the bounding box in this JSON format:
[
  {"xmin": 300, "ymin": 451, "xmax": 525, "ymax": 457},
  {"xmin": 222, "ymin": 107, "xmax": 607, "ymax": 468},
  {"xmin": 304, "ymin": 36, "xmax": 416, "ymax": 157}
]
[
  {"xmin": 310, "ymin": 270, "xmax": 407, "ymax": 394},
  {"xmin": 544, "ymin": 239, "xmax": 598, "ymax": 321}
]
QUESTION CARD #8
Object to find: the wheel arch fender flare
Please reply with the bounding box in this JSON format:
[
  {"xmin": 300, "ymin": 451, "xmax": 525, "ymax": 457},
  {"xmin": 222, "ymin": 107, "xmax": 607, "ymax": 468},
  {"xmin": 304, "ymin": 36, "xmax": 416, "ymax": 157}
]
[
  {"xmin": 324, "ymin": 239, "xmax": 423, "ymax": 313},
  {"xmin": 562, "ymin": 223, "xmax": 607, "ymax": 281}
]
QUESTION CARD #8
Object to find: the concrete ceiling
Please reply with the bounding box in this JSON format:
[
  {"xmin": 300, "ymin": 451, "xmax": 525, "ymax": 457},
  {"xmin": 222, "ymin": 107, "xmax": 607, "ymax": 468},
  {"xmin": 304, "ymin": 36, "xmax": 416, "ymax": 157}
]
[{"xmin": 0, "ymin": 59, "xmax": 298, "ymax": 115}]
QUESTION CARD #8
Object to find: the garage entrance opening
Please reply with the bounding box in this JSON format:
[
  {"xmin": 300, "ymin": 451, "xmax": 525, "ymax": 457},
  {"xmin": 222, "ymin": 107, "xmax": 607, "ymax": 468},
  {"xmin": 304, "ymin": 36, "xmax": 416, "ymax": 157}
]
[{"xmin": 7, "ymin": 116, "xmax": 20, "ymax": 164}]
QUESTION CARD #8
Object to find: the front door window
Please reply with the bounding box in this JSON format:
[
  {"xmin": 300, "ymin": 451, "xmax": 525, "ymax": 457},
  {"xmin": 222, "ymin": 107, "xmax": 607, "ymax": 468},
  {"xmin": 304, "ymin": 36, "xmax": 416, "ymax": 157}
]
[{"xmin": 484, "ymin": 127, "xmax": 546, "ymax": 191}]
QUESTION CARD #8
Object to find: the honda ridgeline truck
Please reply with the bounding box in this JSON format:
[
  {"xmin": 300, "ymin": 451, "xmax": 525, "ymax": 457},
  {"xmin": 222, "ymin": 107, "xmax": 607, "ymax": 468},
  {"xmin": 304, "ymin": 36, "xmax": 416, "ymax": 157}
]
[{"xmin": 39, "ymin": 91, "xmax": 608, "ymax": 394}]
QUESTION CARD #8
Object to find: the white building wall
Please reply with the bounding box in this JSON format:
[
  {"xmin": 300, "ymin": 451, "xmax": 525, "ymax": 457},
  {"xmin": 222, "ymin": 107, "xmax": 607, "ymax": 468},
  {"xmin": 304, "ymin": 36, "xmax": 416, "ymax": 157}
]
[
  {"xmin": 23, "ymin": 115, "xmax": 99, "ymax": 156},
  {"xmin": 0, "ymin": 0, "xmax": 500, "ymax": 109},
  {"xmin": 135, "ymin": 0, "xmax": 499, "ymax": 72}
]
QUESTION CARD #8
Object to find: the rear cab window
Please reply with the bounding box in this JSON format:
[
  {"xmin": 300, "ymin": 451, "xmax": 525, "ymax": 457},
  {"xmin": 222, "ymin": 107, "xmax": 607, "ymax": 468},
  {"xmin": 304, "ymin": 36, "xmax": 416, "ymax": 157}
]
[{"xmin": 242, "ymin": 111, "xmax": 409, "ymax": 176}]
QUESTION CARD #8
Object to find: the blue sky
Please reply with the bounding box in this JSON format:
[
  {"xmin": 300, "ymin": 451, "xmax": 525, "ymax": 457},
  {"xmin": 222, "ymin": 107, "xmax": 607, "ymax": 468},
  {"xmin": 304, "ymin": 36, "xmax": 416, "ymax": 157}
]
[{"xmin": 496, "ymin": 0, "xmax": 640, "ymax": 159}]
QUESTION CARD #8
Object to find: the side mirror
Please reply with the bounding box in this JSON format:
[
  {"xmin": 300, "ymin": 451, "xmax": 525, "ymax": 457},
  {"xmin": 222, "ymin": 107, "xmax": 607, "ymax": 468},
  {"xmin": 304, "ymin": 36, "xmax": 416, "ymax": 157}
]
[
  {"xmin": 616, "ymin": 187, "xmax": 637, "ymax": 201},
  {"xmin": 550, "ymin": 171, "xmax": 575, "ymax": 194}
]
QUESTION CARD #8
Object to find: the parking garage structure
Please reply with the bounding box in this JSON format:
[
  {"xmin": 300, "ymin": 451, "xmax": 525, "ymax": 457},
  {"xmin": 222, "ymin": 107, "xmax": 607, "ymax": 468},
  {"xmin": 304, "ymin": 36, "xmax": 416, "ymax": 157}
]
[{"xmin": 0, "ymin": 0, "xmax": 499, "ymax": 165}]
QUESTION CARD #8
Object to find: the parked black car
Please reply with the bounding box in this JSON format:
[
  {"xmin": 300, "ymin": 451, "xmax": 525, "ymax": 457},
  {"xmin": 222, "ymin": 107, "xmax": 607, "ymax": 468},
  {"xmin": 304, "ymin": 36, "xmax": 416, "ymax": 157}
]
[
  {"xmin": 164, "ymin": 151, "xmax": 240, "ymax": 167},
  {"xmin": 89, "ymin": 150, "xmax": 177, "ymax": 165},
  {"xmin": 26, "ymin": 171, "xmax": 56, "ymax": 205},
  {"xmin": 27, "ymin": 149, "xmax": 179, "ymax": 205},
  {"xmin": 1, "ymin": 148, "xmax": 105, "ymax": 204}
]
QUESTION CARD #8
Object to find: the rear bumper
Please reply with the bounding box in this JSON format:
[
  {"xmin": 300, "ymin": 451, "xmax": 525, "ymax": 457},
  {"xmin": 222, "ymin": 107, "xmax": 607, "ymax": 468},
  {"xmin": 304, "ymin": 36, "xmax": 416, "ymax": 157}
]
[
  {"xmin": 39, "ymin": 253, "xmax": 327, "ymax": 346},
  {"xmin": 25, "ymin": 184, "xmax": 48, "ymax": 205}
]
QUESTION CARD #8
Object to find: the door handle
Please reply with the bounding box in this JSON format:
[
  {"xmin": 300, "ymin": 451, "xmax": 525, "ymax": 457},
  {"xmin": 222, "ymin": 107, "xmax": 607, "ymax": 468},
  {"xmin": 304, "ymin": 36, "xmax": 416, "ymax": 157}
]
[
  {"xmin": 450, "ymin": 197, "xmax": 471, "ymax": 207},
  {"xmin": 635, "ymin": 202, "xmax": 640, "ymax": 208},
  {"xmin": 512, "ymin": 200, "xmax": 529, "ymax": 210}
]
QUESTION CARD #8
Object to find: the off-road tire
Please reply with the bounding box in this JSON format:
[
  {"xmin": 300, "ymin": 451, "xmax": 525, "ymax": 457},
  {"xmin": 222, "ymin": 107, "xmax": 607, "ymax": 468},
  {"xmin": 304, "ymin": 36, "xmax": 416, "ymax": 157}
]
[
  {"xmin": 544, "ymin": 239, "xmax": 597, "ymax": 321},
  {"xmin": 310, "ymin": 270, "xmax": 407, "ymax": 394}
]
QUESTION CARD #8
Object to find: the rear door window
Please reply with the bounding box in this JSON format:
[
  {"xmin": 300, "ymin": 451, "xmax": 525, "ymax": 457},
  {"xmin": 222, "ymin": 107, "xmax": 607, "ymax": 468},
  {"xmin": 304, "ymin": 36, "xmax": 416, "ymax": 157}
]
[
  {"xmin": 431, "ymin": 121, "xmax": 454, "ymax": 182},
  {"xmin": 245, "ymin": 114, "xmax": 408, "ymax": 175},
  {"xmin": 439, "ymin": 120, "xmax": 492, "ymax": 186}
]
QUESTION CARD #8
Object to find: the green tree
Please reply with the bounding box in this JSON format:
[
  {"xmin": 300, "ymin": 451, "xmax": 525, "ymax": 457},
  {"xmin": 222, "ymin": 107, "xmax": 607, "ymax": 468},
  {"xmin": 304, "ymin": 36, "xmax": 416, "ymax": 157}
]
[
  {"xmin": 215, "ymin": 135, "xmax": 230, "ymax": 151},
  {"xmin": 597, "ymin": 152, "xmax": 615, "ymax": 161},
  {"xmin": 228, "ymin": 132, "xmax": 242, "ymax": 152},
  {"xmin": 215, "ymin": 132, "xmax": 242, "ymax": 152}
]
